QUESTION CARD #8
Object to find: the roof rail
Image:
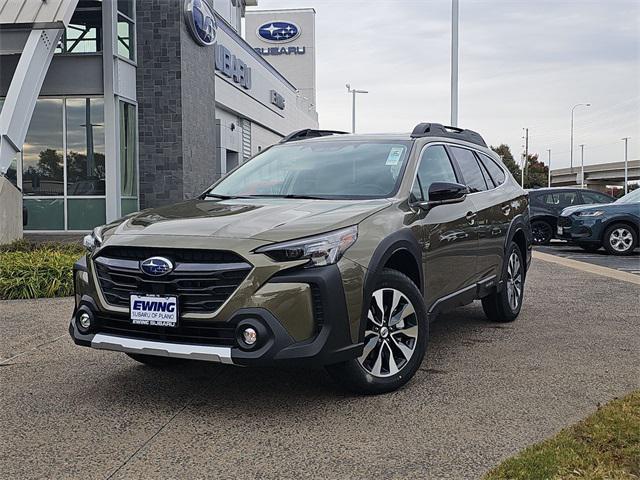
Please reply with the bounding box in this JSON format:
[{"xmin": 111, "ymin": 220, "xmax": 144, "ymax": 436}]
[
  {"xmin": 410, "ymin": 123, "xmax": 487, "ymax": 148},
  {"xmin": 279, "ymin": 129, "xmax": 349, "ymax": 144}
]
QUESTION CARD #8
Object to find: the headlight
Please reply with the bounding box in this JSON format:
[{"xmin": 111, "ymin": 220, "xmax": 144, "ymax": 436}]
[
  {"xmin": 255, "ymin": 226, "xmax": 358, "ymax": 268},
  {"xmin": 83, "ymin": 226, "xmax": 103, "ymax": 253},
  {"xmin": 576, "ymin": 210, "xmax": 604, "ymax": 217}
]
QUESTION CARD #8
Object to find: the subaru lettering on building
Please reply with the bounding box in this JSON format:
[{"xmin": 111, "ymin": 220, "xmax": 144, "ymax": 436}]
[
  {"xmin": 257, "ymin": 21, "xmax": 300, "ymax": 43},
  {"xmin": 215, "ymin": 44, "xmax": 252, "ymax": 90}
]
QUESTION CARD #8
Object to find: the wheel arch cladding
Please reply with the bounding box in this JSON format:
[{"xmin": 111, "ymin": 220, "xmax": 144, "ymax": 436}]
[
  {"xmin": 604, "ymin": 218, "xmax": 639, "ymax": 238},
  {"xmin": 512, "ymin": 229, "xmax": 528, "ymax": 266},
  {"xmin": 383, "ymin": 249, "xmax": 422, "ymax": 291},
  {"xmin": 359, "ymin": 229, "xmax": 423, "ymax": 342}
]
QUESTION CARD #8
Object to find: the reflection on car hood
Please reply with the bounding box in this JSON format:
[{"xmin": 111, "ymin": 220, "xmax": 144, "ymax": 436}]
[
  {"xmin": 562, "ymin": 202, "xmax": 640, "ymax": 216},
  {"xmin": 104, "ymin": 198, "xmax": 391, "ymax": 242},
  {"xmin": 561, "ymin": 203, "xmax": 610, "ymax": 216}
]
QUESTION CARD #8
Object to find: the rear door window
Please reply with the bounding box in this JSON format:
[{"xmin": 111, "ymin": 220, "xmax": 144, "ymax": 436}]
[
  {"xmin": 477, "ymin": 153, "xmax": 506, "ymax": 186},
  {"xmin": 541, "ymin": 191, "xmax": 580, "ymax": 207},
  {"xmin": 581, "ymin": 191, "xmax": 613, "ymax": 204},
  {"xmin": 450, "ymin": 146, "xmax": 487, "ymax": 192}
]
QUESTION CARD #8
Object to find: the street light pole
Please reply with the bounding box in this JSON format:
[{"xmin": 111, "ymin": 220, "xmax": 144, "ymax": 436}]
[
  {"xmin": 622, "ymin": 137, "xmax": 630, "ymax": 194},
  {"xmin": 579, "ymin": 144, "xmax": 585, "ymax": 189},
  {"xmin": 346, "ymin": 84, "xmax": 368, "ymax": 134},
  {"xmin": 450, "ymin": 0, "xmax": 459, "ymax": 126},
  {"xmin": 547, "ymin": 149, "xmax": 551, "ymax": 187},
  {"xmin": 570, "ymin": 103, "xmax": 591, "ymax": 172}
]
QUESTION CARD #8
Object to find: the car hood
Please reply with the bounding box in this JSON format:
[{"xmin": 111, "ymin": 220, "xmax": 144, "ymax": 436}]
[
  {"xmin": 103, "ymin": 198, "xmax": 391, "ymax": 242},
  {"xmin": 562, "ymin": 202, "xmax": 638, "ymax": 216},
  {"xmin": 561, "ymin": 203, "xmax": 610, "ymax": 216}
]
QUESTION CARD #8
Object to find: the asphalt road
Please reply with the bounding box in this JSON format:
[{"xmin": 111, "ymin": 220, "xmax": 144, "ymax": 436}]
[
  {"xmin": 536, "ymin": 242, "xmax": 640, "ymax": 276},
  {"xmin": 1, "ymin": 259, "xmax": 639, "ymax": 480}
]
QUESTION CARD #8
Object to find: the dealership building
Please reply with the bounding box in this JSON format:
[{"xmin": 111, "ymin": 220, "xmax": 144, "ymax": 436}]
[{"xmin": 0, "ymin": 0, "xmax": 318, "ymax": 238}]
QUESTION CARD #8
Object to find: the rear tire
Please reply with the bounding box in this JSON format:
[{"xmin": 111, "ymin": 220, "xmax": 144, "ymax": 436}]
[
  {"xmin": 482, "ymin": 243, "xmax": 525, "ymax": 323},
  {"xmin": 531, "ymin": 220, "xmax": 553, "ymax": 245},
  {"xmin": 326, "ymin": 268, "xmax": 428, "ymax": 395},
  {"xmin": 603, "ymin": 223, "xmax": 637, "ymax": 256},
  {"xmin": 126, "ymin": 353, "xmax": 185, "ymax": 367}
]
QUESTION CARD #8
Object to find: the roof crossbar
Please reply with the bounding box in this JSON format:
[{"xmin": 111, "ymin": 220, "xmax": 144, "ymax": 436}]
[
  {"xmin": 410, "ymin": 123, "xmax": 487, "ymax": 148},
  {"xmin": 280, "ymin": 129, "xmax": 349, "ymax": 144}
]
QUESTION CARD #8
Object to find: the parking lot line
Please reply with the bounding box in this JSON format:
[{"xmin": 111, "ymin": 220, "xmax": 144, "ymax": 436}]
[{"xmin": 533, "ymin": 251, "xmax": 640, "ymax": 285}]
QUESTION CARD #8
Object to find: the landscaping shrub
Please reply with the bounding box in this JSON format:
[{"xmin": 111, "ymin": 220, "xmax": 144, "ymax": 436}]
[{"xmin": 0, "ymin": 240, "xmax": 84, "ymax": 300}]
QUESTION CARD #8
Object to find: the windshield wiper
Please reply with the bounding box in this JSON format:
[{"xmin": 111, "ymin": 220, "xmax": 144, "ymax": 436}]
[
  {"xmin": 205, "ymin": 193, "xmax": 250, "ymax": 199},
  {"xmin": 254, "ymin": 194, "xmax": 329, "ymax": 200}
]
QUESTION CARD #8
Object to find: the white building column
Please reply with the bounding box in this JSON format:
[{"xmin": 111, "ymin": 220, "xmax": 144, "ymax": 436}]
[{"xmin": 102, "ymin": 0, "xmax": 121, "ymax": 222}]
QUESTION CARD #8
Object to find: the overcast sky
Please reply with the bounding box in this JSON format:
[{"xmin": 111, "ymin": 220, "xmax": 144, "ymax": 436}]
[{"xmin": 251, "ymin": 0, "xmax": 639, "ymax": 169}]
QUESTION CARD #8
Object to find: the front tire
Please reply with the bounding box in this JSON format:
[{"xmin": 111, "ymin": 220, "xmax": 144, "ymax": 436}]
[
  {"xmin": 603, "ymin": 223, "xmax": 637, "ymax": 256},
  {"xmin": 326, "ymin": 268, "xmax": 428, "ymax": 395},
  {"xmin": 482, "ymin": 243, "xmax": 525, "ymax": 322},
  {"xmin": 531, "ymin": 220, "xmax": 553, "ymax": 245}
]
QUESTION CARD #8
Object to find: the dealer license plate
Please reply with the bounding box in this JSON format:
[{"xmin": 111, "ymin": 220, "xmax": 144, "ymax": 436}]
[{"xmin": 130, "ymin": 294, "xmax": 178, "ymax": 327}]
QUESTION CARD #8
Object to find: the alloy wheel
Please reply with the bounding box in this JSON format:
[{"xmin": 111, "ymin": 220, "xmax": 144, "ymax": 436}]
[
  {"xmin": 358, "ymin": 288, "xmax": 418, "ymax": 378},
  {"xmin": 609, "ymin": 228, "xmax": 633, "ymax": 253},
  {"xmin": 531, "ymin": 222, "xmax": 552, "ymax": 245},
  {"xmin": 506, "ymin": 251, "xmax": 523, "ymax": 311}
]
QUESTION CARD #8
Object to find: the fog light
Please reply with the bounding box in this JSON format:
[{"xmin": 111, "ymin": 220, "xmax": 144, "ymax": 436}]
[
  {"xmin": 78, "ymin": 312, "xmax": 91, "ymax": 330},
  {"xmin": 242, "ymin": 327, "xmax": 257, "ymax": 345}
]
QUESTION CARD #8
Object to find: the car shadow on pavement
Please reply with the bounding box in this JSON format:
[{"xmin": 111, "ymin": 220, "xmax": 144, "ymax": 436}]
[{"xmin": 81, "ymin": 302, "xmax": 508, "ymax": 406}]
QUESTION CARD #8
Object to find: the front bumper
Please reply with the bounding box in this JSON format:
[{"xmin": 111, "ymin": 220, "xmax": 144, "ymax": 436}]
[
  {"xmin": 69, "ymin": 258, "xmax": 363, "ymax": 367},
  {"xmin": 556, "ymin": 216, "xmax": 601, "ymax": 243}
]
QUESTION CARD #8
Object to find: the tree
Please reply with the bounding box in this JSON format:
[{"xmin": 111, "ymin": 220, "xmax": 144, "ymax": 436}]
[
  {"xmin": 490, "ymin": 144, "xmax": 549, "ymax": 188},
  {"xmin": 491, "ymin": 144, "xmax": 521, "ymax": 181},
  {"xmin": 523, "ymin": 153, "xmax": 549, "ymax": 189}
]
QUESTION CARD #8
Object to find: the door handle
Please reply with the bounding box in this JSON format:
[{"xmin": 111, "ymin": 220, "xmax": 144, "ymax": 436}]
[{"xmin": 466, "ymin": 211, "xmax": 477, "ymax": 223}]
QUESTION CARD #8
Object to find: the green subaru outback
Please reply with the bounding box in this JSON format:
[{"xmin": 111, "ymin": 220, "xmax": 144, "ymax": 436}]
[{"xmin": 70, "ymin": 123, "xmax": 531, "ymax": 394}]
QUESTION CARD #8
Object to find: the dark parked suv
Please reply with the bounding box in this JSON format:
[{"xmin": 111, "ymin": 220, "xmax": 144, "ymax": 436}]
[
  {"xmin": 557, "ymin": 188, "xmax": 640, "ymax": 255},
  {"xmin": 527, "ymin": 187, "xmax": 615, "ymax": 245},
  {"xmin": 70, "ymin": 123, "xmax": 532, "ymax": 394}
]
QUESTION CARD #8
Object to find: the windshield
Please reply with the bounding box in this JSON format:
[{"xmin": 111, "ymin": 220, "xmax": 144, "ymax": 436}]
[
  {"xmin": 207, "ymin": 140, "xmax": 412, "ymax": 200},
  {"xmin": 615, "ymin": 189, "xmax": 640, "ymax": 204}
]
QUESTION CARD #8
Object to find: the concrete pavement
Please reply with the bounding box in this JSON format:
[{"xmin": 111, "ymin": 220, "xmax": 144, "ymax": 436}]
[{"xmin": 1, "ymin": 259, "xmax": 638, "ymax": 479}]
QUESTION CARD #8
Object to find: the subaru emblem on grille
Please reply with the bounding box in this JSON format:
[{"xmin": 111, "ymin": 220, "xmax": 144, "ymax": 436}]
[{"xmin": 140, "ymin": 256, "xmax": 174, "ymax": 276}]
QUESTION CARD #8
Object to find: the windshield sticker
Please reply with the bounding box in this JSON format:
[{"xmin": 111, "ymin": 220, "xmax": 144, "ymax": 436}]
[{"xmin": 385, "ymin": 147, "xmax": 405, "ymax": 166}]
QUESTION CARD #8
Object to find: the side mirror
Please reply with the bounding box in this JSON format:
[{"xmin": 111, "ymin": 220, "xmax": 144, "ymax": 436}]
[{"xmin": 416, "ymin": 182, "xmax": 469, "ymax": 209}]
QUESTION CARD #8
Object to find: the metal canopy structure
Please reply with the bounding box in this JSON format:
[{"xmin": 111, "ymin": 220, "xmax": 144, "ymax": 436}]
[{"xmin": 0, "ymin": 0, "xmax": 79, "ymax": 175}]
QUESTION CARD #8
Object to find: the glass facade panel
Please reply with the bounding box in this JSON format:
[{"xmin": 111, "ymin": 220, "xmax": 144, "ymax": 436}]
[
  {"xmin": 117, "ymin": 16, "xmax": 135, "ymax": 60},
  {"xmin": 67, "ymin": 198, "xmax": 106, "ymax": 230},
  {"xmin": 120, "ymin": 102, "xmax": 138, "ymax": 197},
  {"xmin": 23, "ymin": 198, "xmax": 64, "ymax": 230},
  {"xmin": 118, "ymin": 0, "xmax": 134, "ymax": 18},
  {"xmin": 22, "ymin": 99, "xmax": 64, "ymax": 196},
  {"xmin": 121, "ymin": 198, "xmax": 139, "ymax": 216},
  {"xmin": 66, "ymin": 98, "xmax": 106, "ymax": 195},
  {"xmin": 56, "ymin": 1, "xmax": 103, "ymax": 54}
]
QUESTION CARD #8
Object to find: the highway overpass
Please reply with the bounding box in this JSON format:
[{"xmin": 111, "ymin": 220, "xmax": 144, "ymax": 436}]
[{"xmin": 551, "ymin": 159, "xmax": 639, "ymax": 191}]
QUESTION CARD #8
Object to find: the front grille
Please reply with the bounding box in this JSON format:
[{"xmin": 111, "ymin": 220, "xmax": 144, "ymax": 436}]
[
  {"xmin": 557, "ymin": 216, "xmax": 572, "ymax": 227},
  {"xmin": 93, "ymin": 312, "xmax": 236, "ymax": 346},
  {"xmin": 93, "ymin": 247, "xmax": 252, "ymax": 315}
]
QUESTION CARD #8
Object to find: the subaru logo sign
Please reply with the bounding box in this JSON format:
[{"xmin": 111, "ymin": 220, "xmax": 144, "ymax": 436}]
[
  {"xmin": 257, "ymin": 21, "xmax": 300, "ymax": 43},
  {"xmin": 140, "ymin": 257, "xmax": 174, "ymax": 276},
  {"xmin": 184, "ymin": 0, "xmax": 217, "ymax": 46}
]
